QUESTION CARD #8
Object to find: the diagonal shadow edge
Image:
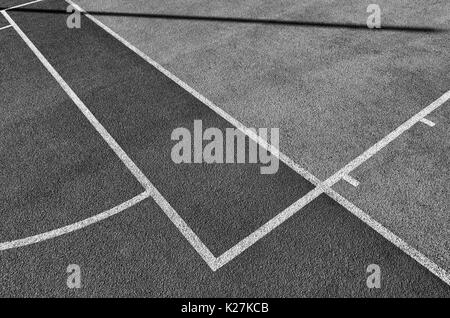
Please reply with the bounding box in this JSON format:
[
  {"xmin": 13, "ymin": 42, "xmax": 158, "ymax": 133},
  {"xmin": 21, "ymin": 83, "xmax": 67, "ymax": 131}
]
[{"xmin": 1, "ymin": 7, "xmax": 447, "ymax": 33}]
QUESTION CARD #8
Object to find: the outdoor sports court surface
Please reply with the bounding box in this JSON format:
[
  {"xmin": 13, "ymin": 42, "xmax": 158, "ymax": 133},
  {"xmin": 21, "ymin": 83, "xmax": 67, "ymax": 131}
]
[{"xmin": 0, "ymin": 0, "xmax": 449, "ymax": 297}]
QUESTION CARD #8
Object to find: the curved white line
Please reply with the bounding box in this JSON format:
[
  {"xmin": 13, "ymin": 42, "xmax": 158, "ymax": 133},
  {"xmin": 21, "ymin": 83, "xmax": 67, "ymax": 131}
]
[{"xmin": 0, "ymin": 191, "xmax": 150, "ymax": 251}]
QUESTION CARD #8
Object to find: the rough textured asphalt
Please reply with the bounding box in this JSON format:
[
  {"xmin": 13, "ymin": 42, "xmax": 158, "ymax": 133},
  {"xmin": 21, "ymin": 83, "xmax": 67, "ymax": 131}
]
[
  {"xmin": 0, "ymin": 26, "xmax": 143, "ymax": 242},
  {"xmin": 0, "ymin": 0, "xmax": 449, "ymax": 297},
  {"xmin": 75, "ymin": 0, "xmax": 450, "ymax": 282}
]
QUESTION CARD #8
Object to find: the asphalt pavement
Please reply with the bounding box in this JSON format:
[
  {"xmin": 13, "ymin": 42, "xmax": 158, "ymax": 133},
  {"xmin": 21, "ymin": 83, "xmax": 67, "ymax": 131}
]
[{"xmin": 0, "ymin": 0, "xmax": 449, "ymax": 297}]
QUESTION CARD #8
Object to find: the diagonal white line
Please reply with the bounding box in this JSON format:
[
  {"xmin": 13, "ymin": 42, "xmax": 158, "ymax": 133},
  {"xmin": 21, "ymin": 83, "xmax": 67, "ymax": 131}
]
[
  {"xmin": 1, "ymin": 9, "xmax": 152, "ymax": 192},
  {"xmin": 218, "ymin": 90, "xmax": 450, "ymax": 275},
  {"xmin": 322, "ymin": 90, "xmax": 450, "ymax": 189},
  {"xmin": 65, "ymin": 0, "xmax": 321, "ymax": 187},
  {"xmin": 67, "ymin": 0, "xmax": 450, "ymax": 285},
  {"xmin": 56, "ymin": 0, "xmax": 450, "ymax": 286},
  {"xmin": 327, "ymin": 189, "xmax": 450, "ymax": 286},
  {"xmin": 215, "ymin": 188, "xmax": 323, "ymax": 270},
  {"xmin": 0, "ymin": 25, "xmax": 12, "ymax": 30},
  {"xmin": 2, "ymin": 8, "xmax": 217, "ymax": 270}
]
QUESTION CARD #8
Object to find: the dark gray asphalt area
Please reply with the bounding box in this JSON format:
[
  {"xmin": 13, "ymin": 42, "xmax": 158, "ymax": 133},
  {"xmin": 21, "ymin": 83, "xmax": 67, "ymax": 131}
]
[
  {"xmin": 1, "ymin": 194, "xmax": 449, "ymax": 297},
  {"xmin": 73, "ymin": 0, "xmax": 450, "ymax": 270},
  {"xmin": 0, "ymin": 0, "xmax": 449, "ymax": 297},
  {"xmin": 0, "ymin": 26, "xmax": 143, "ymax": 242},
  {"xmin": 0, "ymin": 13, "xmax": 7, "ymax": 28}
]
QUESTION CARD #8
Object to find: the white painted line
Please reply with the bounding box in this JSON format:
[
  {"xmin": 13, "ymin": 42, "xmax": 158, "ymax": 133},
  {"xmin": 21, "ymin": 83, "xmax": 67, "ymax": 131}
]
[
  {"xmin": 145, "ymin": 184, "xmax": 218, "ymax": 270},
  {"xmin": 3, "ymin": 0, "xmax": 44, "ymax": 11},
  {"xmin": 215, "ymin": 180, "xmax": 450, "ymax": 285},
  {"xmin": 326, "ymin": 188, "xmax": 450, "ymax": 286},
  {"xmin": 66, "ymin": 0, "xmax": 450, "ymax": 285},
  {"xmin": 5, "ymin": 0, "xmax": 441, "ymax": 283},
  {"xmin": 0, "ymin": 24, "xmax": 12, "ymax": 31},
  {"xmin": 3, "ymin": 10, "xmax": 218, "ymax": 270},
  {"xmin": 65, "ymin": 0, "xmax": 321, "ymax": 187},
  {"xmin": 215, "ymin": 91, "xmax": 450, "ymax": 282},
  {"xmin": 66, "ymin": 0, "xmax": 325, "ymax": 272},
  {"xmin": 322, "ymin": 90, "xmax": 450, "ymax": 189},
  {"xmin": 342, "ymin": 174, "xmax": 360, "ymax": 187},
  {"xmin": 0, "ymin": 191, "xmax": 150, "ymax": 251},
  {"xmin": 420, "ymin": 118, "xmax": 436, "ymax": 127},
  {"xmin": 215, "ymin": 187, "xmax": 323, "ymax": 270},
  {"xmin": 1, "ymin": 9, "xmax": 151, "ymax": 191}
]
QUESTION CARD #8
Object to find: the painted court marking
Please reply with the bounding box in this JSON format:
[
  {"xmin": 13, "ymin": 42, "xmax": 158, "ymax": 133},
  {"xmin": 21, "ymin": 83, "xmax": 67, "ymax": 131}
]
[
  {"xmin": 420, "ymin": 118, "xmax": 436, "ymax": 127},
  {"xmin": 342, "ymin": 174, "xmax": 360, "ymax": 187},
  {"xmin": 1, "ymin": 7, "xmax": 217, "ymax": 269},
  {"xmin": 1, "ymin": 9, "xmax": 151, "ymax": 191},
  {"xmin": 322, "ymin": 90, "xmax": 450, "ymax": 190},
  {"xmin": 0, "ymin": 24, "xmax": 12, "ymax": 30},
  {"xmin": 65, "ymin": 0, "xmax": 320, "ymax": 187},
  {"xmin": 0, "ymin": 191, "xmax": 150, "ymax": 251},
  {"xmin": 1, "ymin": 0, "xmax": 448, "ymax": 287},
  {"xmin": 327, "ymin": 189, "xmax": 450, "ymax": 286},
  {"xmin": 69, "ymin": 0, "xmax": 450, "ymax": 283},
  {"xmin": 214, "ymin": 90, "xmax": 450, "ymax": 285}
]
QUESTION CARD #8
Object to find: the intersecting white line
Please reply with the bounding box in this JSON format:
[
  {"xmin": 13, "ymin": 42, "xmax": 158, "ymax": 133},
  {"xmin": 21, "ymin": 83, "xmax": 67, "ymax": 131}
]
[
  {"xmin": 3, "ymin": 0, "xmax": 448, "ymax": 287},
  {"xmin": 0, "ymin": 25, "xmax": 12, "ymax": 30},
  {"xmin": 321, "ymin": 90, "xmax": 450, "ymax": 190},
  {"xmin": 67, "ymin": 0, "xmax": 450, "ymax": 285},
  {"xmin": 65, "ymin": 0, "xmax": 319, "ymax": 187},
  {"xmin": 215, "ymin": 90, "xmax": 450, "ymax": 276}
]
